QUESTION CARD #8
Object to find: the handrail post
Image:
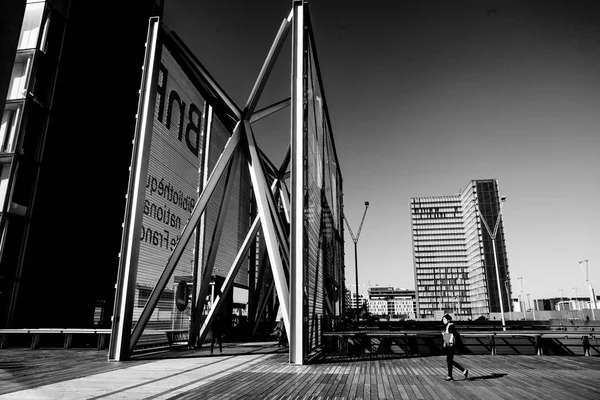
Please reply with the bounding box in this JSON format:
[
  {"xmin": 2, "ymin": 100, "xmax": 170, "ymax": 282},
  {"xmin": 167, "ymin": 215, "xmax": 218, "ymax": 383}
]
[
  {"xmin": 535, "ymin": 334, "xmax": 543, "ymax": 355},
  {"xmin": 489, "ymin": 334, "xmax": 496, "ymax": 355},
  {"xmin": 582, "ymin": 335, "xmax": 591, "ymax": 356}
]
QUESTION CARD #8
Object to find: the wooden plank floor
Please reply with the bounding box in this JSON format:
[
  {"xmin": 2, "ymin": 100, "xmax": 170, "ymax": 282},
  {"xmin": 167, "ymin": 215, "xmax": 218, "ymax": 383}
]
[{"xmin": 1, "ymin": 342, "xmax": 600, "ymax": 399}]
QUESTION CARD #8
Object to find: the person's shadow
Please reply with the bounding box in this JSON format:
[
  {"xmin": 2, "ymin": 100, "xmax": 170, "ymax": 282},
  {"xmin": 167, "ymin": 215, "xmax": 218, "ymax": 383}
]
[{"xmin": 467, "ymin": 373, "xmax": 507, "ymax": 381}]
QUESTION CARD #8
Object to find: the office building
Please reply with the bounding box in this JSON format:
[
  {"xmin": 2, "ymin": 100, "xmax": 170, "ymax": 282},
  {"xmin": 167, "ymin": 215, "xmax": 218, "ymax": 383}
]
[
  {"xmin": 349, "ymin": 292, "xmax": 365, "ymax": 311},
  {"xmin": 0, "ymin": 0, "xmax": 161, "ymax": 329},
  {"xmin": 366, "ymin": 286, "xmax": 416, "ymax": 318},
  {"xmin": 410, "ymin": 179, "xmax": 510, "ymax": 320}
]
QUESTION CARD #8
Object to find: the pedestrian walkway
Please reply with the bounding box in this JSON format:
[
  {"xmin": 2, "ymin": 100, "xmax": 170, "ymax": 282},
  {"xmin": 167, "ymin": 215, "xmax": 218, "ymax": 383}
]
[{"xmin": 1, "ymin": 341, "xmax": 600, "ymax": 399}]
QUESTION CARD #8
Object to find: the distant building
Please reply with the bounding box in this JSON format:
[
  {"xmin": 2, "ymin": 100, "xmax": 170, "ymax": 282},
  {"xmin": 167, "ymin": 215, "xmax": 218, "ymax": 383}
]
[
  {"xmin": 366, "ymin": 287, "xmax": 416, "ymax": 319},
  {"xmin": 554, "ymin": 297, "xmax": 599, "ymax": 311},
  {"xmin": 512, "ymin": 298, "xmax": 522, "ymax": 312},
  {"xmin": 349, "ymin": 292, "xmax": 365, "ymax": 310},
  {"xmin": 368, "ymin": 299, "xmax": 388, "ymax": 315},
  {"xmin": 410, "ymin": 179, "xmax": 510, "ymax": 320}
]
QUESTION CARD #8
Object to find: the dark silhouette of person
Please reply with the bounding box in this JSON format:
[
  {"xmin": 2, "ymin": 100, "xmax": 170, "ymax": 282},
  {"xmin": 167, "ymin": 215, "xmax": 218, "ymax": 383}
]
[
  {"xmin": 442, "ymin": 314, "xmax": 468, "ymax": 381},
  {"xmin": 210, "ymin": 315, "xmax": 223, "ymax": 355},
  {"xmin": 274, "ymin": 317, "xmax": 287, "ymax": 347}
]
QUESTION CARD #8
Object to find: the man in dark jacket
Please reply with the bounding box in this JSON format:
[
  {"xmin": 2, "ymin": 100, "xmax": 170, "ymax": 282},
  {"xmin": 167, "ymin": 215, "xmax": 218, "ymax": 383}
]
[{"xmin": 210, "ymin": 315, "xmax": 223, "ymax": 355}]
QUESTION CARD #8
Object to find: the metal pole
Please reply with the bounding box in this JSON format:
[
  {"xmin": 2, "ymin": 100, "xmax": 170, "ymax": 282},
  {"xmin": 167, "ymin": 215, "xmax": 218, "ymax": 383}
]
[
  {"xmin": 210, "ymin": 281, "xmax": 215, "ymax": 307},
  {"xmin": 290, "ymin": 0, "xmax": 305, "ymax": 365},
  {"xmin": 354, "ymin": 241, "xmax": 359, "ymax": 322},
  {"xmin": 580, "ymin": 260, "xmax": 597, "ymax": 319},
  {"xmin": 559, "ymin": 289, "xmax": 564, "ymax": 312},
  {"xmin": 491, "ymin": 238, "xmax": 506, "ymax": 331},
  {"xmin": 588, "ymin": 282, "xmax": 597, "ymax": 321},
  {"xmin": 475, "ymin": 196, "xmax": 506, "ymax": 330},
  {"xmin": 504, "ymin": 280, "xmax": 512, "ymax": 322},
  {"xmin": 343, "ymin": 202, "xmax": 369, "ymax": 323},
  {"xmin": 518, "ymin": 277, "xmax": 524, "ymax": 316}
]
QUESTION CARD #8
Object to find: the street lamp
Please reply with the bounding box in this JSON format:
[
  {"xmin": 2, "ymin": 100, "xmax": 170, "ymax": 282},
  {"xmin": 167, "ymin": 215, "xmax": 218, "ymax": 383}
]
[
  {"xmin": 454, "ymin": 295, "xmax": 461, "ymax": 319},
  {"xmin": 518, "ymin": 277, "xmax": 524, "ymax": 314},
  {"xmin": 559, "ymin": 288, "xmax": 564, "ymax": 311},
  {"xmin": 474, "ymin": 195, "xmax": 507, "ymax": 331},
  {"xmin": 209, "ymin": 280, "xmax": 216, "ymax": 307},
  {"xmin": 504, "ymin": 280, "xmax": 512, "ymax": 321},
  {"xmin": 343, "ymin": 201, "xmax": 370, "ymax": 322},
  {"xmin": 579, "ymin": 260, "xmax": 597, "ymax": 319}
]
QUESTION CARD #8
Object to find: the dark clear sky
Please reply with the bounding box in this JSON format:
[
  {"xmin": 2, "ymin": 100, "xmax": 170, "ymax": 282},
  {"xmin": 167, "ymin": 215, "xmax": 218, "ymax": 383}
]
[{"xmin": 164, "ymin": 0, "xmax": 600, "ymax": 301}]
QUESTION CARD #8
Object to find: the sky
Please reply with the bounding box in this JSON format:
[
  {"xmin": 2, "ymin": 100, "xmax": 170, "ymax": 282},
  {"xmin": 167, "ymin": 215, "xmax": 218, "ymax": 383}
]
[{"xmin": 163, "ymin": 0, "xmax": 600, "ymax": 302}]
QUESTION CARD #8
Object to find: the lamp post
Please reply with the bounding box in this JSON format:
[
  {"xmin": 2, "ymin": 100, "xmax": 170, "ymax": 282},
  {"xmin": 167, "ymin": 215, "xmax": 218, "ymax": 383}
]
[
  {"xmin": 474, "ymin": 195, "xmax": 507, "ymax": 331},
  {"xmin": 504, "ymin": 280, "xmax": 512, "ymax": 322},
  {"xmin": 518, "ymin": 277, "xmax": 524, "ymax": 314},
  {"xmin": 559, "ymin": 288, "xmax": 564, "ymax": 311},
  {"xmin": 209, "ymin": 280, "xmax": 216, "ymax": 308},
  {"xmin": 579, "ymin": 260, "xmax": 597, "ymax": 319},
  {"xmin": 343, "ymin": 201, "xmax": 370, "ymax": 322},
  {"xmin": 455, "ymin": 296, "xmax": 461, "ymax": 319},
  {"xmin": 573, "ymin": 287, "xmax": 578, "ymax": 310}
]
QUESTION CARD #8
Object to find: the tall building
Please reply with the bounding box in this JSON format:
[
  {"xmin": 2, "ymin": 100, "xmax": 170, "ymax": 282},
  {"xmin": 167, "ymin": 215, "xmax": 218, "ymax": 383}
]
[
  {"xmin": 410, "ymin": 179, "xmax": 510, "ymax": 320},
  {"xmin": 0, "ymin": 0, "xmax": 161, "ymax": 329}
]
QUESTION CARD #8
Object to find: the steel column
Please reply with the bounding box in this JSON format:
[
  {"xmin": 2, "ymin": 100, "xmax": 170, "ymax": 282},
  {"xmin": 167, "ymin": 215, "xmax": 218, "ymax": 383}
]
[
  {"xmin": 109, "ymin": 17, "xmax": 161, "ymax": 361},
  {"xmin": 290, "ymin": 0, "xmax": 305, "ymax": 365},
  {"xmin": 188, "ymin": 149, "xmax": 241, "ymax": 346},
  {"xmin": 197, "ymin": 215, "xmax": 262, "ymax": 343},
  {"xmin": 243, "ymin": 120, "xmax": 291, "ymax": 343}
]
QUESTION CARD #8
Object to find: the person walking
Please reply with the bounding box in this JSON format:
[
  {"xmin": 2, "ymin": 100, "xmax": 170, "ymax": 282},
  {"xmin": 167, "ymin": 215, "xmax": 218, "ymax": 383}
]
[
  {"xmin": 210, "ymin": 315, "xmax": 223, "ymax": 355},
  {"xmin": 274, "ymin": 317, "xmax": 287, "ymax": 347},
  {"xmin": 441, "ymin": 314, "xmax": 468, "ymax": 381}
]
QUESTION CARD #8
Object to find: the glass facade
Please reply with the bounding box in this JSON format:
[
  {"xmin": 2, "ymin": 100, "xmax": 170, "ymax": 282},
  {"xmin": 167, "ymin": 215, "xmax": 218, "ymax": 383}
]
[
  {"xmin": 302, "ymin": 28, "xmax": 345, "ymax": 352},
  {"xmin": 411, "ymin": 195, "xmax": 469, "ymax": 319},
  {"xmin": 411, "ymin": 180, "xmax": 510, "ymax": 320},
  {"xmin": 0, "ymin": 0, "xmax": 70, "ymax": 328},
  {"xmin": 471, "ymin": 180, "xmax": 511, "ymax": 315},
  {"xmin": 1, "ymin": 0, "xmax": 160, "ymax": 330}
]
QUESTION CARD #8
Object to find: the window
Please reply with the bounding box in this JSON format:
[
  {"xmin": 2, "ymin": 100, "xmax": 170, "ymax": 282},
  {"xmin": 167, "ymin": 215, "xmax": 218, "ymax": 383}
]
[
  {"xmin": 0, "ymin": 104, "xmax": 22, "ymax": 153},
  {"xmin": 18, "ymin": 1, "xmax": 45, "ymax": 50},
  {"xmin": 0, "ymin": 165, "xmax": 10, "ymax": 211},
  {"xmin": 7, "ymin": 52, "xmax": 34, "ymax": 100}
]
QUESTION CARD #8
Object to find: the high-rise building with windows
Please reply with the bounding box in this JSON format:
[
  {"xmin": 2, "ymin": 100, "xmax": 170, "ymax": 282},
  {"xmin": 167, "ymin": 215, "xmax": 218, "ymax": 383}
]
[
  {"xmin": 410, "ymin": 179, "xmax": 511, "ymax": 320},
  {"xmin": 0, "ymin": 0, "xmax": 161, "ymax": 329}
]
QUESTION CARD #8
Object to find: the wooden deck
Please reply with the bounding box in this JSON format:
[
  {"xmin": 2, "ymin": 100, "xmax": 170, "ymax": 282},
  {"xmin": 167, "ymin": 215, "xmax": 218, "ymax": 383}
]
[{"xmin": 1, "ymin": 342, "xmax": 600, "ymax": 399}]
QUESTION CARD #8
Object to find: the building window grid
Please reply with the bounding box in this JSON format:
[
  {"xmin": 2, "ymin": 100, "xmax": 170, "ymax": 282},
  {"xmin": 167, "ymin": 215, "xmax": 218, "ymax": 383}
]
[{"xmin": 412, "ymin": 180, "xmax": 508, "ymax": 319}]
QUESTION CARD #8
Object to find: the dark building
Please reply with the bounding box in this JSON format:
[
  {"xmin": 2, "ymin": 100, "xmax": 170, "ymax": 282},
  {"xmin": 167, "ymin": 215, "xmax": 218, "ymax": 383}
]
[
  {"xmin": 0, "ymin": 0, "xmax": 162, "ymax": 329},
  {"xmin": 411, "ymin": 179, "xmax": 511, "ymax": 320}
]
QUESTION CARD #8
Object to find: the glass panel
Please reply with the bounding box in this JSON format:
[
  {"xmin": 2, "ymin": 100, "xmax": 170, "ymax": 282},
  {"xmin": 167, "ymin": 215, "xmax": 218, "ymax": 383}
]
[
  {"xmin": 19, "ymin": 2, "xmax": 45, "ymax": 50},
  {"xmin": 0, "ymin": 164, "xmax": 11, "ymax": 210},
  {"xmin": 39, "ymin": 13, "xmax": 51, "ymax": 53},
  {"xmin": 7, "ymin": 52, "xmax": 34, "ymax": 100},
  {"xmin": 0, "ymin": 104, "xmax": 23, "ymax": 153}
]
